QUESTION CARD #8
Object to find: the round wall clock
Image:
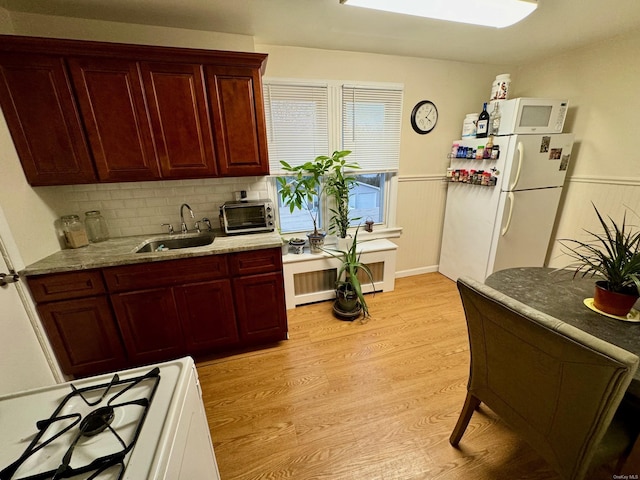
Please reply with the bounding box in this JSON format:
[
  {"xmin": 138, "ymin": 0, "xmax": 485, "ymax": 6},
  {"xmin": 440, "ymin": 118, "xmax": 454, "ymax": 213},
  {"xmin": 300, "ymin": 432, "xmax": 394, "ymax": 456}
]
[{"xmin": 411, "ymin": 100, "xmax": 438, "ymax": 134}]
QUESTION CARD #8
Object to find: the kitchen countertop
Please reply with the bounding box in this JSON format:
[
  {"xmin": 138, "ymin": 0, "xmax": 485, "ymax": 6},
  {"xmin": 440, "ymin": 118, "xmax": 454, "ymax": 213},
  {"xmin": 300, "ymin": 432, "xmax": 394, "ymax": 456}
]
[{"xmin": 22, "ymin": 230, "xmax": 284, "ymax": 276}]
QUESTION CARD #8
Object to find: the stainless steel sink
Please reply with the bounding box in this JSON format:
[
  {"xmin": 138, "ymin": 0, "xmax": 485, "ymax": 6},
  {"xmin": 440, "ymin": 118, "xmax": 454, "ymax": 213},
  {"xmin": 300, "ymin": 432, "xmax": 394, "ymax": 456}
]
[{"xmin": 135, "ymin": 233, "xmax": 215, "ymax": 253}]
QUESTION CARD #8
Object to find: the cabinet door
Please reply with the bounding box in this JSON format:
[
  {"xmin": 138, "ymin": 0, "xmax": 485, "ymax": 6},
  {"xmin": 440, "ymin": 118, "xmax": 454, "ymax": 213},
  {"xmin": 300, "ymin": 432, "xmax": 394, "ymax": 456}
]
[
  {"xmin": 233, "ymin": 272, "xmax": 287, "ymax": 344},
  {"xmin": 37, "ymin": 296, "xmax": 127, "ymax": 377},
  {"xmin": 0, "ymin": 53, "xmax": 96, "ymax": 185},
  {"xmin": 175, "ymin": 279, "xmax": 239, "ymax": 352},
  {"xmin": 68, "ymin": 57, "xmax": 161, "ymax": 182},
  {"xmin": 140, "ymin": 62, "xmax": 218, "ymax": 178},
  {"xmin": 111, "ymin": 287, "xmax": 185, "ymax": 365},
  {"xmin": 206, "ymin": 66, "xmax": 269, "ymax": 177}
]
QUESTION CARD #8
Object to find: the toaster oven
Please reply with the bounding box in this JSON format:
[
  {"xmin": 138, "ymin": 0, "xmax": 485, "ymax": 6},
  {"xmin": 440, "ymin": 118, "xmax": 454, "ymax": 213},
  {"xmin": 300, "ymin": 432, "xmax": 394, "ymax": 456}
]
[{"xmin": 219, "ymin": 199, "xmax": 275, "ymax": 235}]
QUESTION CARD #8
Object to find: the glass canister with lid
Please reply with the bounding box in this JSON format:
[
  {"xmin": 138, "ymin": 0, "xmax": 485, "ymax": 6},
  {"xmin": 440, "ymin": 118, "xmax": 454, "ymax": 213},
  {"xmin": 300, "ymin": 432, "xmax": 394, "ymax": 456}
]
[
  {"xmin": 61, "ymin": 215, "xmax": 89, "ymax": 248},
  {"xmin": 84, "ymin": 210, "xmax": 110, "ymax": 243}
]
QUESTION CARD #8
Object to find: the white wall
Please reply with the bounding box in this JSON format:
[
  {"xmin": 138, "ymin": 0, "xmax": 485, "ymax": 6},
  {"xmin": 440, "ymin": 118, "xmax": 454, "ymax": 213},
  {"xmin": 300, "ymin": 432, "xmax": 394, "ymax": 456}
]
[{"xmin": 516, "ymin": 30, "xmax": 640, "ymax": 268}]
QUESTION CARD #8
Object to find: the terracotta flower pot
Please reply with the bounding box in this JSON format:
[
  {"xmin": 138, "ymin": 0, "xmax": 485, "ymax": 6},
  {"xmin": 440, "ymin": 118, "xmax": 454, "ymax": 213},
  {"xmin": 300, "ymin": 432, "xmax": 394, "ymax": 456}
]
[{"xmin": 593, "ymin": 281, "xmax": 639, "ymax": 317}]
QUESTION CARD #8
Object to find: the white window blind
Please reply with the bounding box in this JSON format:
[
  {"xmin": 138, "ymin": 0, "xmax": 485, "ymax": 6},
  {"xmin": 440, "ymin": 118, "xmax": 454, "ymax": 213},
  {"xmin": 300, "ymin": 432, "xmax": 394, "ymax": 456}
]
[
  {"xmin": 263, "ymin": 82, "xmax": 329, "ymax": 175},
  {"xmin": 342, "ymin": 85, "xmax": 403, "ymax": 172}
]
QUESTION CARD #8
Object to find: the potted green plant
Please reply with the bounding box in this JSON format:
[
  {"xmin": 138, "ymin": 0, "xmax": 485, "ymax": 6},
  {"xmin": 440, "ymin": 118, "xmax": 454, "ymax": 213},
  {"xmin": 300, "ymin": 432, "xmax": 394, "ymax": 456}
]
[
  {"xmin": 277, "ymin": 150, "xmax": 359, "ymax": 253},
  {"xmin": 559, "ymin": 204, "xmax": 640, "ymax": 316},
  {"xmin": 324, "ymin": 152, "xmax": 360, "ymax": 246},
  {"xmin": 324, "ymin": 227, "xmax": 375, "ymax": 320}
]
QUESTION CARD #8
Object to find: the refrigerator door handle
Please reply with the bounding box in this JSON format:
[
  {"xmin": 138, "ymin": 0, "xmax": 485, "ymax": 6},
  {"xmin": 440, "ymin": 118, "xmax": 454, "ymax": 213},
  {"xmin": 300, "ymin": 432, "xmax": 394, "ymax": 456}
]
[
  {"xmin": 509, "ymin": 141, "xmax": 524, "ymax": 191},
  {"xmin": 501, "ymin": 192, "xmax": 515, "ymax": 236}
]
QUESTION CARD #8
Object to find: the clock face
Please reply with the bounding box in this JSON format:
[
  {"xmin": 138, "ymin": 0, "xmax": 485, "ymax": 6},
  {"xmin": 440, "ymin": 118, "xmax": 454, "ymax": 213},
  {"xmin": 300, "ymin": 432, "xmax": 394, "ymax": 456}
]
[{"xmin": 411, "ymin": 100, "xmax": 438, "ymax": 134}]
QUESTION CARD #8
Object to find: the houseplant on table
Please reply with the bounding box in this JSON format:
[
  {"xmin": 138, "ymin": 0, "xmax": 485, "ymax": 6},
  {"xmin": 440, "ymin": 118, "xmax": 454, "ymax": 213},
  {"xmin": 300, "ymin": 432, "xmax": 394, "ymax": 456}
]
[
  {"xmin": 277, "ymin": 150, "xmax": 360, "ymax": 253},
  {"xmin": 324, "ymin": 226, "xmax": 375, "ymax": 320},
  {"xmin": 559, "ymin": 204, "xmax": 640, "ymax": 317}
]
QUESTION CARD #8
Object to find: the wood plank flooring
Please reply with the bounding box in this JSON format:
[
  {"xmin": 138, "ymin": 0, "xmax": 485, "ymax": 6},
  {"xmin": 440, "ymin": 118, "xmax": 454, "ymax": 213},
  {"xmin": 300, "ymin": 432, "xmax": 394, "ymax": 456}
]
[{"xmin": 196, "ymin": 273, "xmax": 567, "ymax": 479}]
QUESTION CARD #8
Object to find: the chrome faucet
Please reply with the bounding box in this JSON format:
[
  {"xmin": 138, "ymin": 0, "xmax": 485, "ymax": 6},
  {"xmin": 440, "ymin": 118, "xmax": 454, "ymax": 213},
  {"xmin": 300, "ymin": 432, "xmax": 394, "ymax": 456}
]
[{"xmin": 180, "ymin": 203, "xmax": 194, "ymax": 234}]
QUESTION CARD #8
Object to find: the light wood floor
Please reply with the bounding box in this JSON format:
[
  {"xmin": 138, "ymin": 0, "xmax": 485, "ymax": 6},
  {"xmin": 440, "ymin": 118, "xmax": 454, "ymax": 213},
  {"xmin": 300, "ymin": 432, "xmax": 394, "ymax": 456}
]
[{"xmin": 196, "ymin": 273, "xmax": 564, "ymax": 480}]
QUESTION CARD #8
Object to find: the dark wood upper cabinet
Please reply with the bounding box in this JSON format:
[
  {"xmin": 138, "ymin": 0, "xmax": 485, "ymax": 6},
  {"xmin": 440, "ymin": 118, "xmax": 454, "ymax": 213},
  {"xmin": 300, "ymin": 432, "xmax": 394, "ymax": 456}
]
[
  {"xmin": 0, "ymin": 52, "xmax": 96, "ymax": 185},
  {"xmin": 140, "ymin": 62, "xmax": 218, "ymax": 178},
  {"xmin": 0, "ymin": 35, "xmax": 269, "ymax": 185},
  {"xmin": 207, "ymin": 66, "xmax": 270, "ymax": 177},
  {"xmin": 68, "ymin": 57, "xmax": 161, "ymax": 182}
]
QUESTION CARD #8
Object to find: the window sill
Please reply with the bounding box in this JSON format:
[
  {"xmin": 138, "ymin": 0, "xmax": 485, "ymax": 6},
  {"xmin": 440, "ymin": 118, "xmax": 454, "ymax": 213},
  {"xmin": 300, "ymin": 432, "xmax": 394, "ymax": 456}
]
[{"xmin": 281, "ymin": 226, "xmax": 403, "ymax": 249}]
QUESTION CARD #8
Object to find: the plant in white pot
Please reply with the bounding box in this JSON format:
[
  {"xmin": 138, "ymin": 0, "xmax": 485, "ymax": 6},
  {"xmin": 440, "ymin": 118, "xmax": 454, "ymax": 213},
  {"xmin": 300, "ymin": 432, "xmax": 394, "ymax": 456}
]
[
  {"xmin": 324, "ymin": 151, "xmax": 360, "ymax": 248},
  {"xmin": 559, "ymin": 204, "xmax": 640, "ymax": 316},
  {"xmin": 277, "ymin": 150, "xmax": 360, "ymax": 253}
]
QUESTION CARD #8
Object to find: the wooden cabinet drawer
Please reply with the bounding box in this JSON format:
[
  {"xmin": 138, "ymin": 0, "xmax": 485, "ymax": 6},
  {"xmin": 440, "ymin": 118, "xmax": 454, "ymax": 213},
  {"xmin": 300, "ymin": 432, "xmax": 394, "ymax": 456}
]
[
  {"xmin": 103, "ymin": 255, "xmax": 228, "ymax": 292},
  {"xmin": 28, "ymin": 270, "xmax": 106, "ymax": 303},
  {"xmin": 229, "ymin": 248, "xmax": 282, "ymax": 276}
]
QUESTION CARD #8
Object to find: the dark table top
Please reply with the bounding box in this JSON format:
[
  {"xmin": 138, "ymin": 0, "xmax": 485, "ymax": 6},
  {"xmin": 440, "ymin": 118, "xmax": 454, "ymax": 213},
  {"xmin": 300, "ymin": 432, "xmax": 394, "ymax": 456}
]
[{"xmin": 485, "ymin": 267, "xmax": 640, "ymax": 398}]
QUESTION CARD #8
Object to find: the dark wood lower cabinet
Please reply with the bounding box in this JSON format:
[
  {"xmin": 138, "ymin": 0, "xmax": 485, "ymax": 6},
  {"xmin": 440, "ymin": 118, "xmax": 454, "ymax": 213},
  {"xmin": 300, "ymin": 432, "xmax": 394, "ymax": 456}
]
[
  {"xmin": 175, "ymin": 279, "xmax": 239, "ymax": 352},
  {"xmin": 28, "ymin": 248, "xmax": 287, "ymax": 378},
  {"xmin": 233, "ymin": 272, "xmax": 288, "ymax": 344},
  {"xmin": 37, "ymin": 296, "xmax": 127, "ymax": 377},
  {"xmin": 110, "ymin": 287, "xmax": 185, "ymax": 365}
]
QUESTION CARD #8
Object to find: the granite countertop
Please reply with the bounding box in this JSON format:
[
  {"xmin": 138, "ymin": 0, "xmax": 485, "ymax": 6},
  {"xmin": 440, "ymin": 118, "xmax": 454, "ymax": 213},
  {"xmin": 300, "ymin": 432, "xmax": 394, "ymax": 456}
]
[{"xmin": 22, "ymin": 230, "xmax": 284, "ymax": 276}]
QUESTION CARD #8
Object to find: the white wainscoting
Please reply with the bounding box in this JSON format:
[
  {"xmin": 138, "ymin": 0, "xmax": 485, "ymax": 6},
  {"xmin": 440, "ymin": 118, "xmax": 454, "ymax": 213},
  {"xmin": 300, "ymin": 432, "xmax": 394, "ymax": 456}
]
[
  {"xmin": 548, "ymin": 175, "xmax": 640, "ymax": 268},
  {"xmin": 394, "ymin": 175, "xmax": 448, "ymax": 278}
]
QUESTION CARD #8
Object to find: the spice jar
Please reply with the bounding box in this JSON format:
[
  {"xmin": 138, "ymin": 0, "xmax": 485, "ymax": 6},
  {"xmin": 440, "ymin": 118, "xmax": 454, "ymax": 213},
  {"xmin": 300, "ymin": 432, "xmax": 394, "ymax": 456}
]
[
  {"xmin": 61, "ymin": 215, "xmax": 89, "ymax": 248},
  {"xmin": 84, "ymin": 210, "xmax": 109, "ymax": 243}
]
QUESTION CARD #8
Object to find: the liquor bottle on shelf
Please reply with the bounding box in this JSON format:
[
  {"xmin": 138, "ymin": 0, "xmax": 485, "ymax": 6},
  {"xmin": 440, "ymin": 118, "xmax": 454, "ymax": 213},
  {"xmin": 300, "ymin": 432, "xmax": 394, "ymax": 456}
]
[
  {"xmin": 490, "ymin": 102, "xmax": 501, "ymax": 135},
  {"xmin": 476, "ymin": 103, "xmax": 489, "ymax": 138},
  {"xmin": 484, "ymin": 136, "xmax": 493, "ymax": 159}
]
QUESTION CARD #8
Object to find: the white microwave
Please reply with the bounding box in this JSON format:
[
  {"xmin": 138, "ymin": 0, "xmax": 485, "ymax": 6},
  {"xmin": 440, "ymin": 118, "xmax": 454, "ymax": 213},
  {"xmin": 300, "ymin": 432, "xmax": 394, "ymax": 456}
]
[{"xmin": 495, "ymin": 97, "xmax": 568, "ymax": 135}]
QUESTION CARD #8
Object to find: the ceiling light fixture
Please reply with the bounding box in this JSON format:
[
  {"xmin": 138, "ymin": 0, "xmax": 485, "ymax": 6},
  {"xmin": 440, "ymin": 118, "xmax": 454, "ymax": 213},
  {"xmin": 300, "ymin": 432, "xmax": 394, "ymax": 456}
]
[{"xmin": 339, "ymin": 0, "xmax": 538, "ymax": 29}]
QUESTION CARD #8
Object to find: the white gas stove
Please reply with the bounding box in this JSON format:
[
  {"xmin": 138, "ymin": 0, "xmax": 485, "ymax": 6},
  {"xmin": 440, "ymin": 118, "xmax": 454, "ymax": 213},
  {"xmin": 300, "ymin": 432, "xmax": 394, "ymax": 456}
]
[{"xmin": 0, "ymin": 357, "xmax": 220, "ymax": 480}]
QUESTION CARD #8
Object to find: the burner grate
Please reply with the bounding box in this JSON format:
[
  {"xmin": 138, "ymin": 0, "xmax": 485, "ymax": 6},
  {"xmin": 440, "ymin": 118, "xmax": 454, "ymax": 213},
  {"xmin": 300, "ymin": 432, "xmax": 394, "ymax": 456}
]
[{"xmin": 0, "ymin": 367, "xmax": 160, "ymax": 480}]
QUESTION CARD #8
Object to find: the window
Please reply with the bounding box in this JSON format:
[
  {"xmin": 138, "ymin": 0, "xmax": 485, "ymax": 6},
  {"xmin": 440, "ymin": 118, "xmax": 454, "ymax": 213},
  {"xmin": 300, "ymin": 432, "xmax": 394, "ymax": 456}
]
[
  {"xmin": 264, "ymin": 80, "xmax": 402, "ymax": 235},
  {"xmin": 350, "ymin": 174, "xmax": 385, "ymax": 225}
]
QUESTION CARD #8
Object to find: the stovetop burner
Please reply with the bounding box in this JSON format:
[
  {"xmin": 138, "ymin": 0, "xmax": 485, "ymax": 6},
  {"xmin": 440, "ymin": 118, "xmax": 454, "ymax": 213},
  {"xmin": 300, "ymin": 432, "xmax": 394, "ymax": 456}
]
[
  {"xmin": 0, "ymin": 367, "xmax": 161, "ymax": 480},
  {"xmin": 79, "ymin": 407, "xmax": 115, "ymax": 438}
]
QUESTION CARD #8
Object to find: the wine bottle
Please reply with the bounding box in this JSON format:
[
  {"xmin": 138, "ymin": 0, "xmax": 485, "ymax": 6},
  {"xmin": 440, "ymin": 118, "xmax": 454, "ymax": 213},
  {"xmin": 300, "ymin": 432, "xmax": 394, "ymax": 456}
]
[{"xmin": 476, "ymin": 102, "xmax": 489, "ymax": 138}]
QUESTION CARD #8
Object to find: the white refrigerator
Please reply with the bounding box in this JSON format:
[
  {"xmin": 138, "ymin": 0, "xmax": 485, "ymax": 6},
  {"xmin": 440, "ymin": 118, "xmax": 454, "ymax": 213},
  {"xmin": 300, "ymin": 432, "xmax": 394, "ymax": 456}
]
[{"xmin": 438, "ymin": 132, "xmax": 574, "ymax": 282}]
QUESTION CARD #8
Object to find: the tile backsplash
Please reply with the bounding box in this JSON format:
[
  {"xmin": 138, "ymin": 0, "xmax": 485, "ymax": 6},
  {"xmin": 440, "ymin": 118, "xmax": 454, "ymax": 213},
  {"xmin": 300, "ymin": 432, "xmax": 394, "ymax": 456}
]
[{"xmin": 38, "ymin": 177, "xmax": 270, "ymax": 238}]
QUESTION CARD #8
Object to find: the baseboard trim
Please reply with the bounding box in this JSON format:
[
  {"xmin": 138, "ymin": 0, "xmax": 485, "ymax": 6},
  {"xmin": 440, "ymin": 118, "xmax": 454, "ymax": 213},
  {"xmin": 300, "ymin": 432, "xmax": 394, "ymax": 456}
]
[{"xmin": 395, "ymin": 265, "xmax": 440, "ymax": 278}]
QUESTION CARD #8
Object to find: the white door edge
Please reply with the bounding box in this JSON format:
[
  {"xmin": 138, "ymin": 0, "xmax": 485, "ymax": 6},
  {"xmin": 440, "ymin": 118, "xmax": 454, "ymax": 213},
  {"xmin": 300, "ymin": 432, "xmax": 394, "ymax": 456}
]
[{"xmin": 0, "ymin": 204, "xmax": 64, "ymax": 384}]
